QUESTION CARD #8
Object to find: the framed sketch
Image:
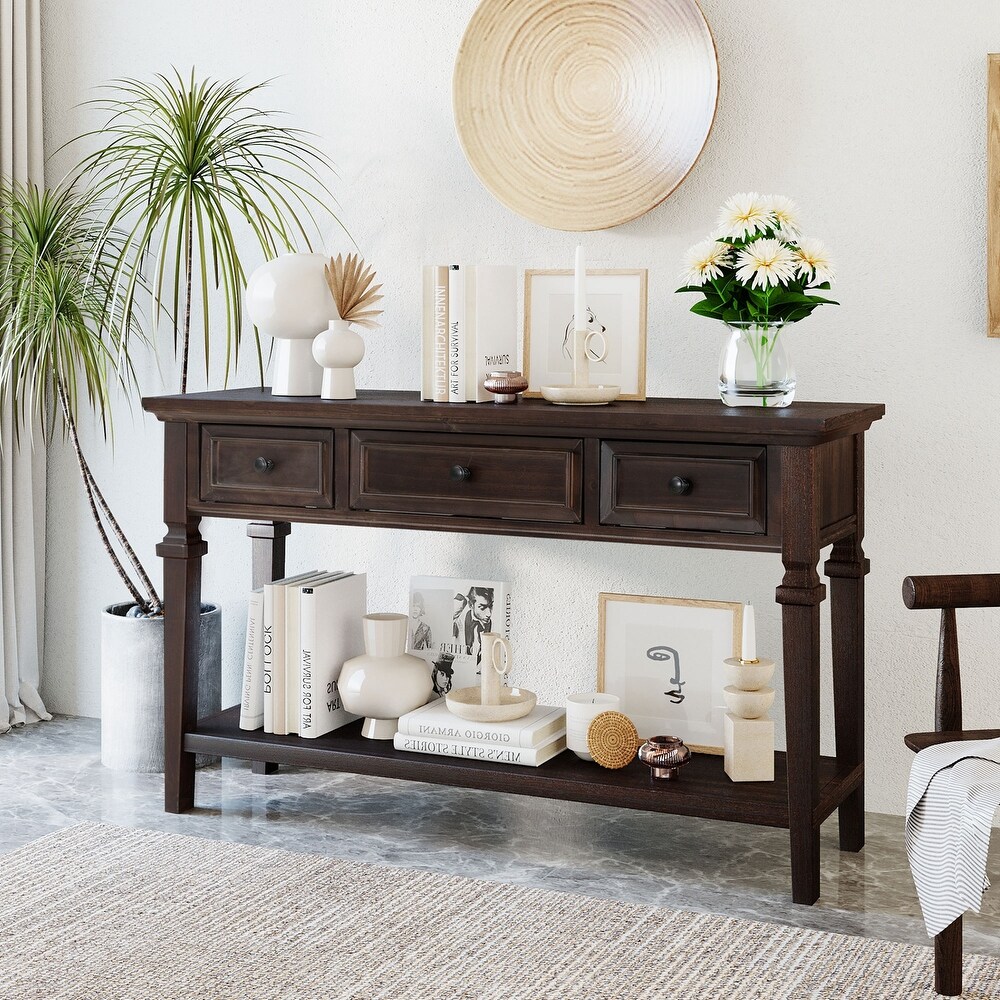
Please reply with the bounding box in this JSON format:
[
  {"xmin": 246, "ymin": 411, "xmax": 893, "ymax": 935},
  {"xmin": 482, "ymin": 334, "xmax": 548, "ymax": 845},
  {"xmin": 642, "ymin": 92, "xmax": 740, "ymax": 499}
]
[
  {"xmin": 597, "ymin": 594, "xmax": 744, "ymax": 754},
  {"xmin": 523, "ymin": 269, "xmax": 648, "ymax": 399}
]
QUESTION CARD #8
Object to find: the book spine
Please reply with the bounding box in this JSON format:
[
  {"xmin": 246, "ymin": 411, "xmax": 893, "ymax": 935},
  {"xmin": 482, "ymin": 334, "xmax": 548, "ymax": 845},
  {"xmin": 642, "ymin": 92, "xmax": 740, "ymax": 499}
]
[
  {"xmin": 285, "ymin": 587, "xmax": 303, "ymax": 735},
  {"xmin": 261, "ymin": 586, "xmax": 275, "ymax": 733},
  {"xmin": 239, "ymin": 591, "xmax": 264, "ymax": 731},
  {"xmin": 397, "ymin": 713, "xmax": 563, "ymax": 749},
  {"xmin": 299, "ymin": 588, "xmax": 316, "ymax": 735},
  {"xmin": 264, "ymin": 582, "xmax": 287, "ymax": 735},
  {"xmin": 464, "ymin": 266, "xmax": 478, "ymax": 401},
  {"xmin": 448, "ymin": 264, "xmax": 465, "ymax": 402},
  {"xmin": 471, "ymin": 265, "xmax": 516, "ymax": 403},
  {"xmin": 495, "ymin": 581, "xmax": 512, "ymax": 644},
  {"xmin": 398, "ymin": 721, "xmax": 528, "ymax": 746},
  {"xmin": 421, "ymin": 265, "xmax": 435, "ymax": 400},
  {"xmin": 392, "ymin": 732, "xmax": 564, "ymax": 767},
  {"xmin": 432, "ymin": 265, "xmax": 449, "ymax": 402}
]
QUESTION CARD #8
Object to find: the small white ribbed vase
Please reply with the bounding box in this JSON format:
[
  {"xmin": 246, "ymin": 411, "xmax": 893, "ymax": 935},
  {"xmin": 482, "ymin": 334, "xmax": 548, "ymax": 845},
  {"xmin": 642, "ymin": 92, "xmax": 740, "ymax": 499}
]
[
  {"xmin": 339, "ymin": 614, "xmax": 432, "ymax": 739},
  {"xmin": 312, "ymin": 318, "xmax": 365, "ymax": 400}
]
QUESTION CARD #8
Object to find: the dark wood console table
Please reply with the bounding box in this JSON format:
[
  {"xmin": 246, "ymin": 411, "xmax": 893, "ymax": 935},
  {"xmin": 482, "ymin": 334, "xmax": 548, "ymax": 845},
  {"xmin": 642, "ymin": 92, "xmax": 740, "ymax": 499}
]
[{"xmin": 143, "ymin": 389, "xmax": 884, "ymax": 905}]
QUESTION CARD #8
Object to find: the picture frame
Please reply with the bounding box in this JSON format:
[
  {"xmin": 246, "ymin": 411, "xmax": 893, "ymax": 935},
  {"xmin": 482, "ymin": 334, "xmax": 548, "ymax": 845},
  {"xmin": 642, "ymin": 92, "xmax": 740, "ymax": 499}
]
[
  {"xmin": 597, "ymin": 594, "xmax": 744, "ymax": 754},
  {"xmin": 523, "ymin": 269, "xmax": 648, "ymax": 399}
]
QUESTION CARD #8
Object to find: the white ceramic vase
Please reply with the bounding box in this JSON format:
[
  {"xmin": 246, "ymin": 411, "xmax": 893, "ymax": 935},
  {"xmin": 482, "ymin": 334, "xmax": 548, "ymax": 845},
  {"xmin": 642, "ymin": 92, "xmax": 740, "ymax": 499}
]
[
  {"xmin": 339, "ymin": 614, "xmax": 433, "ymax": 739},
  {"xmin": 245, "ymin": 253, "xmax": 338, "ymax": 397},
  {"xmin": 312, "ymin": 318, "xmax": 365, "ymax": 399}
]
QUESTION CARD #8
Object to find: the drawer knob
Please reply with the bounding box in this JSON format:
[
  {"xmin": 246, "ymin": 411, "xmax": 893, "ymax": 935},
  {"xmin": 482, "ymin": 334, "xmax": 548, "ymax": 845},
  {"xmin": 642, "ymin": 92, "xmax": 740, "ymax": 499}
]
[
  {"xmin": 450, "ymin": 464, "xmax": 472, "ymax": 482},
  {"xmin": 254, "ymin": 456, "xmax": 275, "ymax": 474},
  {"xmin": 669, "ymin": 475, "xmax": 692, "ymax": 496}
]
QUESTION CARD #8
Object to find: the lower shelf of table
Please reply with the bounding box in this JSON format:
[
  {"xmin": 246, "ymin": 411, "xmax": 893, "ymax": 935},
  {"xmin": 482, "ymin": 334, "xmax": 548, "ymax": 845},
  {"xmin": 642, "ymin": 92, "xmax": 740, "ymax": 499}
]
[{"xmin": 187, "ymin": 707, "xmax": 863, "ymax": 830}]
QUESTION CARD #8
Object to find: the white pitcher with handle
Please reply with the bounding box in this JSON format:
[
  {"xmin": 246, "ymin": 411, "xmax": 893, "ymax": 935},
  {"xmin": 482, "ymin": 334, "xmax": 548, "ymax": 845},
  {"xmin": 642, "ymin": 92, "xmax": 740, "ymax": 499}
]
[{"xmin": 479, "ymin": 632, "xmax": 512, "ymax": 708}]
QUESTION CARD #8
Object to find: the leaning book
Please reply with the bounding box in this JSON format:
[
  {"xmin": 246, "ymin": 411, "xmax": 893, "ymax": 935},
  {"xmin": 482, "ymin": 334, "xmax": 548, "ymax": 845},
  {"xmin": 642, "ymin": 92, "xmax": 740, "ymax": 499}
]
[
  {"xmin": 397, "ymin": 699, "xmax": 564, "ymax": 750},
  {"xmin": 393, "ymin": 729, "xmax": 566, "ymax": 767},
  {"xmin": 238, "ymin": 588, "xmax": 264, "ymax": 731},
  {"xmin": 407, "ymin": 575, "xmax": 512, "ymax": 695},
  {"xmin": 299, "ymin": 573, "xmax": 366, "ymax": 738}
]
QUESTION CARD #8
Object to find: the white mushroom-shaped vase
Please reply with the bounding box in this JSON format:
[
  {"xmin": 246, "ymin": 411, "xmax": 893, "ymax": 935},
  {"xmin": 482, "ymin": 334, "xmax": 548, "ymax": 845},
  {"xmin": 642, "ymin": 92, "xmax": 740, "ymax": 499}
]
[{"xmin": 245, "ymin": 252, "xmax": 337, "ymax": 396}]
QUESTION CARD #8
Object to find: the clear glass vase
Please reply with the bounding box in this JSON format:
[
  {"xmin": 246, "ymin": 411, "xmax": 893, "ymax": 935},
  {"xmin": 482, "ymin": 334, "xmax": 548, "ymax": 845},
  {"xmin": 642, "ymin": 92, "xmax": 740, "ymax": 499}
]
[{"xmin": 719, "ymin": 323, "xmax": 796, "ymax": 407}]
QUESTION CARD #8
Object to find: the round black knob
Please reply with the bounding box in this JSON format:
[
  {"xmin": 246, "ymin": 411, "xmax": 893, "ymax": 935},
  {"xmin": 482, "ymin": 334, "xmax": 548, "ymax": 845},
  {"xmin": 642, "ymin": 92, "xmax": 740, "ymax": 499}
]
[
  {"xmin": 669, "ymin": 475, "xmax": 692, "ymax": 496},
  {"xmin": 254, "ymin": 457, "xmax": 275, "ymax": 474},
  {"xmin": 450, "ymin": 464, "xmax": 472, "ymax": 482}
]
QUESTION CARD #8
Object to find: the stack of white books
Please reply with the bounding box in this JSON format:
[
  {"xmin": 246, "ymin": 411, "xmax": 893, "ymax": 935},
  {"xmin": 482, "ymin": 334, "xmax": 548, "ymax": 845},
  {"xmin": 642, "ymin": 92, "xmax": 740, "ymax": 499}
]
[
  {"xmin": 421, "ymin": 264, "xmax": 517, "ymax": 403},
  {"xmin": 394, "ymin": 699, "xmax": 566, "ymax": 767},
  {"xmin": 239, "ymin": 570, "xmax": 367, "ymax": 738}
]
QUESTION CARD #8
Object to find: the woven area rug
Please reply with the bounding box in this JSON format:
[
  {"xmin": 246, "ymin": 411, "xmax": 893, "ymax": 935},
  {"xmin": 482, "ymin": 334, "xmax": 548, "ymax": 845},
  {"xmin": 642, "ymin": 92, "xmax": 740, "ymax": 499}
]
[{"xmin": 1, "ymin": 824, "xmax": 998, "ymax": 999}]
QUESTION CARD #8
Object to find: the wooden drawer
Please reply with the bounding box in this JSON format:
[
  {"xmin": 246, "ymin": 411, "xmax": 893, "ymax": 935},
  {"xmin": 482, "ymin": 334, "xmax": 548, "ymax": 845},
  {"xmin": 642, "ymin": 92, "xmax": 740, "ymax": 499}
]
[
  {"xmin": 600, "ymin": 441, "xmax": 766, "ymax": 533},
  {"xmin": 200, "ymin": 425, "xmax": 334, "ymax": 507},
  {"xmin": 350, "ymin": 431, "xmax": 583, "ymax": 523}
]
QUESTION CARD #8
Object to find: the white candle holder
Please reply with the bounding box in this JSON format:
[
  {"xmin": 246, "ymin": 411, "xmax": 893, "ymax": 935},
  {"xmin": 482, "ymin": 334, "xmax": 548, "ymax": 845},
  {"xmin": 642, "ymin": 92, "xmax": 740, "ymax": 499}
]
[
  {"xmin": 541, "ymin": 327, "xmax": 620, "ymax": 406},
  {"xmin": 722, "ymin": 656, "xmax": 775, "ymax": 782}
]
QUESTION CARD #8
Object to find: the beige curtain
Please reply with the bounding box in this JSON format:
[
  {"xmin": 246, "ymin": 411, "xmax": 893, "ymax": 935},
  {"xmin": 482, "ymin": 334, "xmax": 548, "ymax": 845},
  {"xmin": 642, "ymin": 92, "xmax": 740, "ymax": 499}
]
[{"xmin": 0, "ymin": 0, "xmax": 49, "ymax": 732}]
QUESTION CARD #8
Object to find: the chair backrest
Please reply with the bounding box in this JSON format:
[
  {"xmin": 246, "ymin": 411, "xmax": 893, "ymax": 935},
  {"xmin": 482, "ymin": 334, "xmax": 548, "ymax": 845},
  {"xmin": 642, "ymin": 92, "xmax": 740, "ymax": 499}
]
[{"xmin": 902, "ymin": 574, "xmax": 1000, "ymax": 733}]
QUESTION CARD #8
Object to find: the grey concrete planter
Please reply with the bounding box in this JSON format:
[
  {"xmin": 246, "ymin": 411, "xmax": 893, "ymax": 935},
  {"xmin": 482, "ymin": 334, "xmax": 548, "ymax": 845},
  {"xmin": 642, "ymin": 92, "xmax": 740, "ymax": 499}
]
[{"xmin": 100, "ymin": 602, "xmax": 222, "ymax": 772}]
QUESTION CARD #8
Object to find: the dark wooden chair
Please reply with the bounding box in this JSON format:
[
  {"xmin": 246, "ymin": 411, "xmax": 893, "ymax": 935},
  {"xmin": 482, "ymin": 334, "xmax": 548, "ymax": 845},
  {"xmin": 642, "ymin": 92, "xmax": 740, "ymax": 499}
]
[{"xmin": 902, "ymin": 574, "xmax": 1000, "ymax": 997}]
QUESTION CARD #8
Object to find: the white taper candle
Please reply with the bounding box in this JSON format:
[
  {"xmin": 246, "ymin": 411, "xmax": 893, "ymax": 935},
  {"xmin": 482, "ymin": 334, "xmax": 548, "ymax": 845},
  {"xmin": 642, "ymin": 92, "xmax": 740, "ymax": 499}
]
[
  {"xmin": 741, "ymin": 602, "xmax": 757, "ymax": 661},
  {"xmin": 574, "ymin": 244, "xmax": 586, "ymax": 332}
]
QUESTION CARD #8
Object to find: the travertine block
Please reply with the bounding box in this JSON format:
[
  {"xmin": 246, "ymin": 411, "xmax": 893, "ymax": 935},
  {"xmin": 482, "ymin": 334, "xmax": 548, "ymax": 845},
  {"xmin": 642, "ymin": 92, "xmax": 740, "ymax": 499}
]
[{"xmin": 724, "ymin": 712, "xmax": 774, "ymax": 782}]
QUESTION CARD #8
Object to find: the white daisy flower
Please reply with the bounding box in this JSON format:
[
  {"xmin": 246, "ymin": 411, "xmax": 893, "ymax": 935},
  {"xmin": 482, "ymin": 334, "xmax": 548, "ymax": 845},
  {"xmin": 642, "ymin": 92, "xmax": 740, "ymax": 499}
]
[
  {"xmin": 764, "ymin": 195, "xmax": 801, "ymax": 237},
  {"xmin": 734, "ymin": 238, "xmax": 798, "ymax": 289},
  {"xmin": 794, "ymin": 238, "xmax": 836, "ymax": 284},
  {"xmin": 716, "ymin": 192, "xmax": 770, "ymax": 240},
  {"xmin": 681, "ymin": 239, "xmax": 733, "ymax": 285}
]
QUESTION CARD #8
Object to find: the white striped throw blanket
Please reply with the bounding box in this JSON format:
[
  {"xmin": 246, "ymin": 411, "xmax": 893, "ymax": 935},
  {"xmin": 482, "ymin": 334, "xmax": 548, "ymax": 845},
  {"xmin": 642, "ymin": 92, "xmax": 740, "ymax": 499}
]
[{"xmin": 905, "ymin": 737, "xmax": 1000, "ymax": 937}]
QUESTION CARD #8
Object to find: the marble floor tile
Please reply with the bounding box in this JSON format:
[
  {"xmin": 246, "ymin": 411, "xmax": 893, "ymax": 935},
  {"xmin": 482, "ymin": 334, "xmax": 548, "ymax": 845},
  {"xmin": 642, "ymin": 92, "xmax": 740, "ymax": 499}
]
[{"xmin": 1, "ymin": 715, "xmax": 997, "ymax": 957}]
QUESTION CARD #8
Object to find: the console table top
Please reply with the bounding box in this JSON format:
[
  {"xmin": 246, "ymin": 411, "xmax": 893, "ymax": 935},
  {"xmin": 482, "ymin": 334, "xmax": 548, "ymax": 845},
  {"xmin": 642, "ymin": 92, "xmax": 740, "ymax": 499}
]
[{"xmin": 144, "ymin": 388, "xmax": 884, "ymax": 442}]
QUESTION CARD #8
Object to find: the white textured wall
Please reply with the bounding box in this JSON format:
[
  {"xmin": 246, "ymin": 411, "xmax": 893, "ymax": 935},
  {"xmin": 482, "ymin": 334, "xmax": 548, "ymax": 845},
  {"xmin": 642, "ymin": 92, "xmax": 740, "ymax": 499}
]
[{"xmin": 38, "ymin": 1, "xmax": 1000, "ymax": 819}]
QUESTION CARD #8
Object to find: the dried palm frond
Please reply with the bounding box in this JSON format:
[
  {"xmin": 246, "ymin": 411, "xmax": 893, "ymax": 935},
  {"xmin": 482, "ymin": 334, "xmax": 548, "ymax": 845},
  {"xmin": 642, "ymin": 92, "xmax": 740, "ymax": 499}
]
[{"xmin": 324, "ymin": 253, "xmax": 383, "ymax": 329}]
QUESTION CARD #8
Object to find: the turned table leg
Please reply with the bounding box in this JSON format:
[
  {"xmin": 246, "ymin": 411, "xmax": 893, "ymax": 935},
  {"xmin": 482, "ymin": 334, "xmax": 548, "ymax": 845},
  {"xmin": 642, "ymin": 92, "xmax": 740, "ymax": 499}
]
[
  {"xmin": 247, "ymin": 521, "xmax": 291, "ymax": 776},
  {"xmin": 824, "ymin": 433, "xmax": 868, "ymax": 853},
  {"xmin": 157, "ymin": 422, "xmax": 207, "ymax": 814},
  {"xmin": 777, "ymin": 445, "xmax": 826, "ymax": 905}
]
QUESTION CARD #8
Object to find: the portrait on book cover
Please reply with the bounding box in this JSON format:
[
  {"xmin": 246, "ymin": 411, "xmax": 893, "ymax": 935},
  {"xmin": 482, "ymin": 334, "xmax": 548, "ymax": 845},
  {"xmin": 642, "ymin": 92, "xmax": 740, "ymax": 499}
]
[{"xmin": 408, "ymin": 576, "xmax": 510, "ymax": 692}]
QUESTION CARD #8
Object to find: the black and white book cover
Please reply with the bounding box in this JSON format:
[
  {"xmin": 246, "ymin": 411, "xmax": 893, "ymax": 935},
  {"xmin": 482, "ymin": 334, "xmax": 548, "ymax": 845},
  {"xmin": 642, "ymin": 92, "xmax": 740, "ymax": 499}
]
[{"xmin": 408, "ymin": 575, "xmax": 511, "ymax": 695}]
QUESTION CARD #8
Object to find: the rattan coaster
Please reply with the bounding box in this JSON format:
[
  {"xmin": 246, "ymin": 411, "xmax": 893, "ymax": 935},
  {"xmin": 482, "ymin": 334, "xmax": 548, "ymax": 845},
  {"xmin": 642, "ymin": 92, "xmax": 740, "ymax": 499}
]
[{"xmin": 587, "ymin": 711, "xmax": 639, "ymax": 769}]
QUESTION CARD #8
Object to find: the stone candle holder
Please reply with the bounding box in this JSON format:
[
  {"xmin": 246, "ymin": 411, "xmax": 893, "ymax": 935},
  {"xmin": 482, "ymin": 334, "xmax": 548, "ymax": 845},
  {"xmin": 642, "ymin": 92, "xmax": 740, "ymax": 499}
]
[{"xmin": 722, "ymin": 656, "xmax": 775, "ymax": 782}]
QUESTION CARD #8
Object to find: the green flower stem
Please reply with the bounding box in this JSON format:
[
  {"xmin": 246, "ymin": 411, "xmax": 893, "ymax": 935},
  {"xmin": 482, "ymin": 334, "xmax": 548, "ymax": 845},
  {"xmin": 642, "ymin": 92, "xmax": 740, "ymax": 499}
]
[{"xmin": 742, "ymin": 325, "xmax": 782, "ymax": 407}]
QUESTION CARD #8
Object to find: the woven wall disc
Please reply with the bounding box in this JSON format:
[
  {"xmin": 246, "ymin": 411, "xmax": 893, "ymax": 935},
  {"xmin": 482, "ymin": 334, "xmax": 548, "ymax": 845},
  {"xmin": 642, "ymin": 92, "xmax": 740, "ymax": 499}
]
[
  {"xmin": 453, "ymin": 0, "xmax": 719, "ymax": 232},
  {"xmin": 587, "ymin": 710, "xmax": 639, "ymax": 769}
]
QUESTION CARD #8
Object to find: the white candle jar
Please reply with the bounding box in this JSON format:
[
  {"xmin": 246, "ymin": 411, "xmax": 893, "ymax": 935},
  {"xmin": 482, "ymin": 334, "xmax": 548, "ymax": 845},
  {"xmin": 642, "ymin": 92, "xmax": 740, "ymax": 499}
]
[{"xmin": 566, "ymin": 692, "xmax": 620, "ymax": 762}]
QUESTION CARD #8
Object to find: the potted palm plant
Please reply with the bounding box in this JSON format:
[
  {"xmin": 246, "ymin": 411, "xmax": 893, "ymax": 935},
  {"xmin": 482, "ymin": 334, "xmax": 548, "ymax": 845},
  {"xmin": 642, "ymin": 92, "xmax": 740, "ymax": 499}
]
[
  {"xmin": 69, "ymin": 71, "xmax": 340, "ymax": 770},
  {"xmin": 2, "ymin": 73, "xmax": 342, "ymax": 772},
  {"xmin": 0, "ymin": 178, "xmax": 222, "ymax": 771}
]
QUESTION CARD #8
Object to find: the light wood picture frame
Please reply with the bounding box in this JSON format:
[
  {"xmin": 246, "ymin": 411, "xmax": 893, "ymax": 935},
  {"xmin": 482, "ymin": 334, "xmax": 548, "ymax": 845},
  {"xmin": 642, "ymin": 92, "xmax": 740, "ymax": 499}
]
[
  {"xmin": 523, "ymin": 269, "xmax": 648, "ymax": 399},
  {"xmin": 597, "ymin": 594, "xmax": 744, "ymax": 754},
  {"xmin": 988, "ymin": 54, "xmax": 1000, "ymax": 337}
]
